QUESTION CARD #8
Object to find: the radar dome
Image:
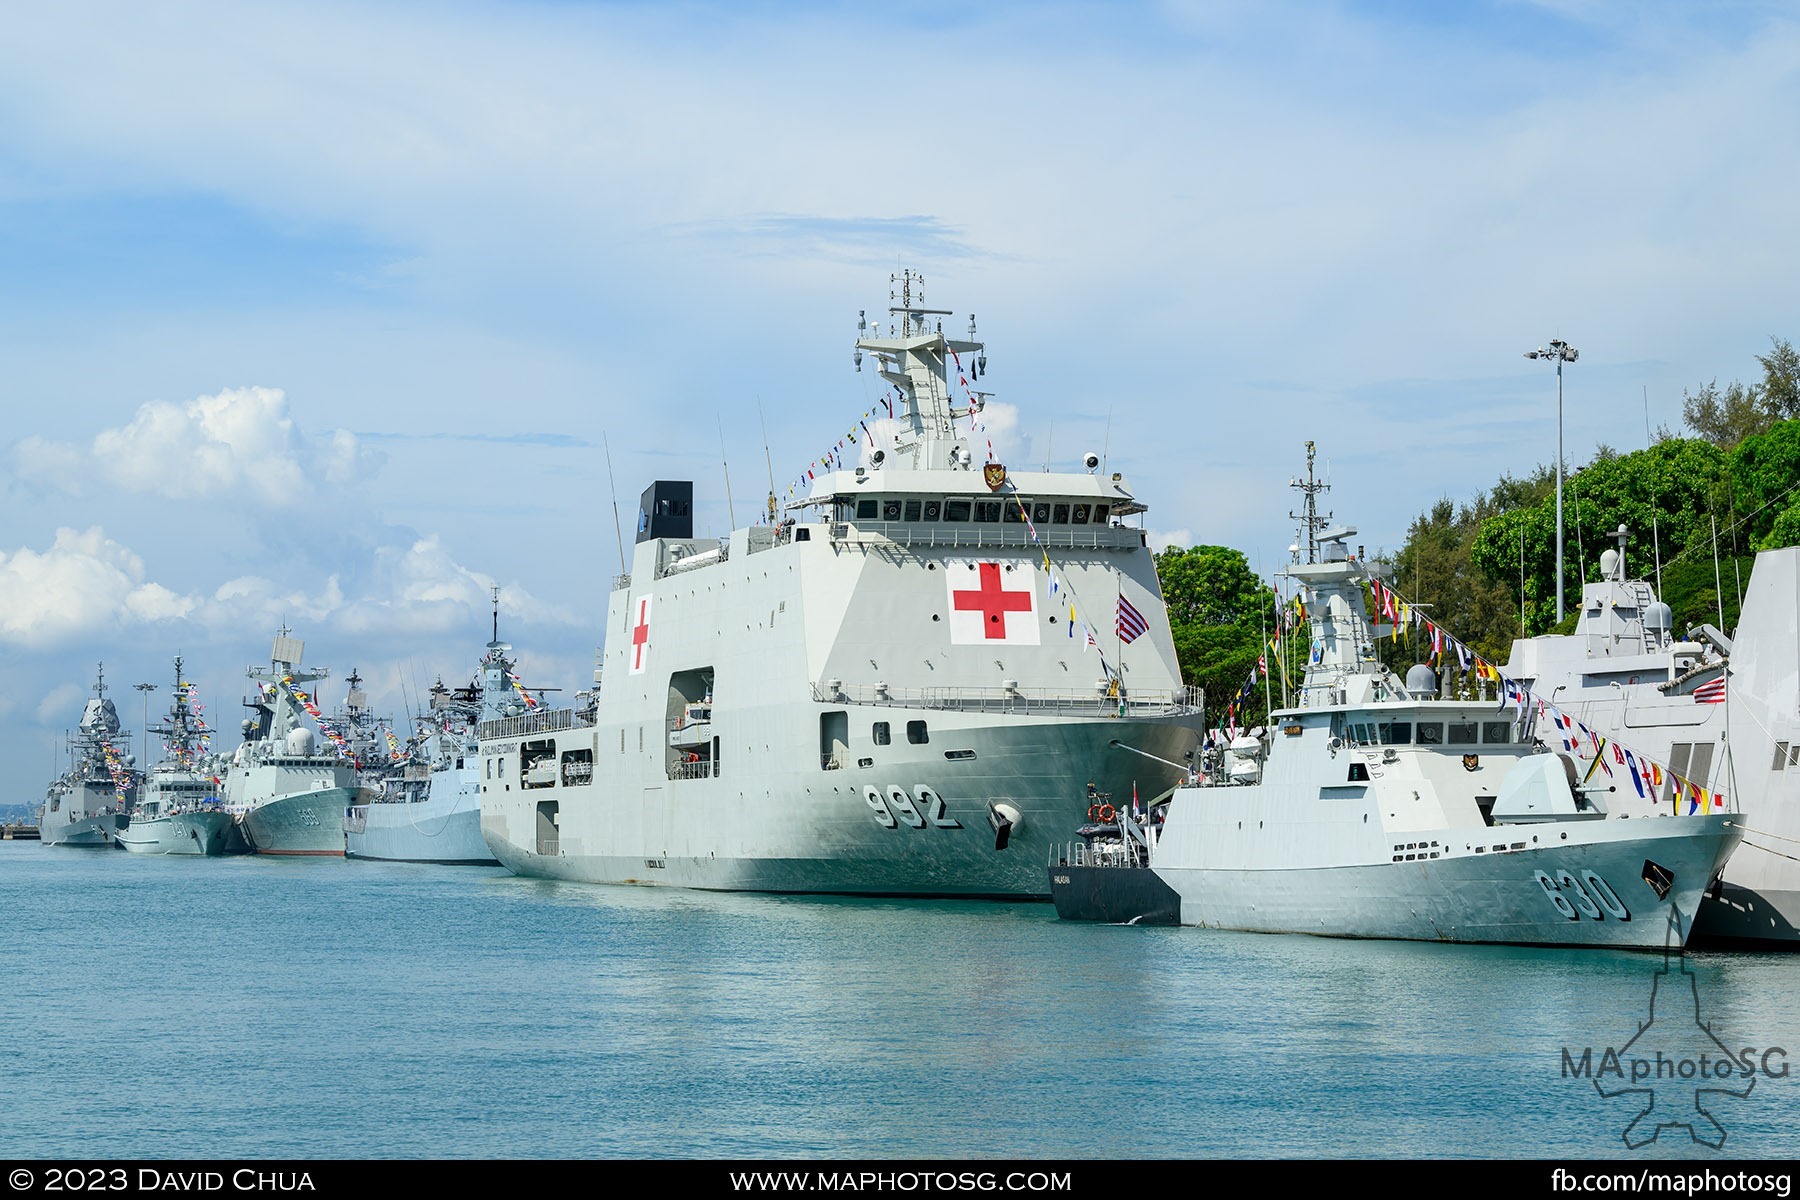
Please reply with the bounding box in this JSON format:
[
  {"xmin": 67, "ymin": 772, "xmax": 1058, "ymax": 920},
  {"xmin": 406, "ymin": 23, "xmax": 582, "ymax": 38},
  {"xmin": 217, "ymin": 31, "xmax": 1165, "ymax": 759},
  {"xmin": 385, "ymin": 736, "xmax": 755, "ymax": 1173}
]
[
  {"xmin": 1645, "ymin": 601, "xmax": 1673, "ymax": 634},
  {"xmin": 1405, "ymin": 663, "xmax": 1440, "ymax": 698},
  {"xmin": 285, "ymin": 728, "xmax": 315, "ymax": 756},
  {"xmin": 1599, "ymin": 548, "xmax": 1622, "ymax": 581}
]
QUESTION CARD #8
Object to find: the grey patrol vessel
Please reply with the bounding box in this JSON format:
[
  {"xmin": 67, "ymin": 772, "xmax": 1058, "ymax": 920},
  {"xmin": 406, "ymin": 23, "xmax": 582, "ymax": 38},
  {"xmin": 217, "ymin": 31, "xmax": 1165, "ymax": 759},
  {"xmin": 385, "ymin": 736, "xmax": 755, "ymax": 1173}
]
[
  {"xmin": 1050, "ymin": 450, "xmax": 1741, "ymax": 947},
  {"xmin": 39, "ymin": 664, "xmax": 134, "ymax": 847},
  {"xmin": 116, "ymin": 656, "xmax": 244, "ymax": 855},
  {"xmin": 345, "ymin": 602, "xmax": 526, "ymax": 865},
  {"xmin": 478, "ymin": 273, "xmax": 1204, "ymax": 896},
  {"xmin": 224, "ymin": 630, "xmax": 367, "ymax": 855}
]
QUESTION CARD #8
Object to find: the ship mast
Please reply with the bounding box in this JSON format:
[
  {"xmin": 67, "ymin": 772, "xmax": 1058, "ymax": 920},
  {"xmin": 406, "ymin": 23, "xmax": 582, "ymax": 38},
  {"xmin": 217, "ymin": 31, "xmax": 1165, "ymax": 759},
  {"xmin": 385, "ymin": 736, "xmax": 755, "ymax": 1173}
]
[
  {"xmin": 1288, "ymin": 439, "xmax": 1332, "ymax": 565},
  {"xmin": 851, "ymin": 269, "xmax": 981, "ymax": 472}
]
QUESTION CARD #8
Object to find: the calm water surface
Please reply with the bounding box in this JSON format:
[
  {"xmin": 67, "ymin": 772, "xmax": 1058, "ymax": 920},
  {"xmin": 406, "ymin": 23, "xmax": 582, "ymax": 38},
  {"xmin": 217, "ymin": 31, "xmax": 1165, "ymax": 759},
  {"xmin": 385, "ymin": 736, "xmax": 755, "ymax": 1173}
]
[{"xmin": 3, "ymin": 841, "xmax": 1795, "ymax": 1159}]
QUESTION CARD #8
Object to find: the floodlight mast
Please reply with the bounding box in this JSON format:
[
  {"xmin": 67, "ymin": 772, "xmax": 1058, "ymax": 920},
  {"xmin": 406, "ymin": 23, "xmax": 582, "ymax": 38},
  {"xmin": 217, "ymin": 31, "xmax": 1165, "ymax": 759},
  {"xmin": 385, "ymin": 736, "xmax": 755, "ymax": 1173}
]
[{"xmin": 1525, "ymin": 339, "xmax": 1579, "ymax": 622}]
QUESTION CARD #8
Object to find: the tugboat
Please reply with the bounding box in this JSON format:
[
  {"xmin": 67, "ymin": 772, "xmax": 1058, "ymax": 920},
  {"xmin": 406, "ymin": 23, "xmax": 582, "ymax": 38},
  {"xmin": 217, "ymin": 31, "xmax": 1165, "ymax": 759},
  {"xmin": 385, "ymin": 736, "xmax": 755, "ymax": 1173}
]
[
  {"xmin": 40, "ymin": 664, "xmax": 134, "ymax": 847},
  {"xmin": 477, "ymin": 272, "xmax": 1205, "ymax": 896},
  {"xmin": 1050, "ymin": 446, "xmax": 1742, "ymax": 948},
  {"xmin": 115, "ymin": 656, "xmax": 243, "ymax": 856}
]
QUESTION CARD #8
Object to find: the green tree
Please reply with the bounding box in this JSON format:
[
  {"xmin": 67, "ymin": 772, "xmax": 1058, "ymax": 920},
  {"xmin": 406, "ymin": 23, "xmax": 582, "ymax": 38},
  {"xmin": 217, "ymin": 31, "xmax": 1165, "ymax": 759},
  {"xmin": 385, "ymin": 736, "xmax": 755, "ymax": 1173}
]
[
  {"xmin": 1153, "ymin": 544, "xmax": 1277, "ymax": 724},
  {"xmin": 1682, "ymin": 336, "xmax": 1800, "ymax": 447}
]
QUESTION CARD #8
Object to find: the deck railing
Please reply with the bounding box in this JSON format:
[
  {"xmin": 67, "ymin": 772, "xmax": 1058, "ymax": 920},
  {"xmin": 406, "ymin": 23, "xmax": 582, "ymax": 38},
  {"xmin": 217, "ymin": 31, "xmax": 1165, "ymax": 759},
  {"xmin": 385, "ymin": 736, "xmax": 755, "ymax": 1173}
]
[{"xmin": 812, "ymin": 681, "xmax": 1200, "ymax": 718}]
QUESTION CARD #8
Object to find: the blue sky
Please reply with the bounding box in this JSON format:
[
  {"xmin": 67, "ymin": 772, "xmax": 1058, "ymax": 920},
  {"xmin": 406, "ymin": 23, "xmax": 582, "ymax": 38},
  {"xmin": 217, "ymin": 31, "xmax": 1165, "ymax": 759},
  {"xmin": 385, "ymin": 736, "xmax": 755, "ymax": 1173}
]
[{"xmin": 3, "ymin": 1, "xmax": 1797, "ymax": 789}]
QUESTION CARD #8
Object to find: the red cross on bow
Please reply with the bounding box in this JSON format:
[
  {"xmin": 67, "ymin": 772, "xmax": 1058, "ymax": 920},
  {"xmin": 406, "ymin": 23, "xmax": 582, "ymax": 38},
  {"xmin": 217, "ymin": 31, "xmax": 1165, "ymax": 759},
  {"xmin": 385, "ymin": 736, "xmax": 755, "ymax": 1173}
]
[{"xmin": 953, "ymin": 563, "xmax": 1032, "ymax": 640}]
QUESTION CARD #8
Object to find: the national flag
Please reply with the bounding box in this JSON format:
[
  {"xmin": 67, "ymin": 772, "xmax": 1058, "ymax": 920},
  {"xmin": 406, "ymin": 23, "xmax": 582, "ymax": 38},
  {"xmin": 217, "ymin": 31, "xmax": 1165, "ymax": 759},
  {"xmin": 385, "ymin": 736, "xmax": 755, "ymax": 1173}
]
[
  {"xmin": 1693, "ymin": 676, "xmax": 1726, "ymax": 703},
  {"xmin": 1116, "ymin": 595, "xmax": 1149, "ymax": 644}
]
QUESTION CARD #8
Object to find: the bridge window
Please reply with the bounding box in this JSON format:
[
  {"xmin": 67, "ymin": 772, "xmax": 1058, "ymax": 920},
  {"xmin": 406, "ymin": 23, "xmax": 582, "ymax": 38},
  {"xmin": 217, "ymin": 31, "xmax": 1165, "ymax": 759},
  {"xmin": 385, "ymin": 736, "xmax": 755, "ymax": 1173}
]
[
  {"xmin": 1004, "ymin": 502, "xmax": 1025, "ymax": 524},
  {"xmin": 1072, "ymin": 503, "xmax": 1092, "ymax": 524},
  {"xmin": 1051, "ymin": 503, "xmax": 1069, "ymax": 524},
  {"xmin": 1377, "ymin": 722, "xmax": 1412, "ymax": 745},
  {"xmin": 1093, "ymin": 504, "xmax": 1110, "ymax": 523},
  {"xmin": 1415, "ymin": 722, "xmax": 1444, "ymax": 745},
  {"xmin": 883, "ymin": 500, "xmax": 902, "ymax": 520},
  {"xmin": 946, "ymin": 499, "xmax": 971, "ymax": 522},
  {"xmin": 922, "ymin": 500, "xmax": 941, "ymax": 521},
  {"xmin": 903, "ymin": 500, "xmax": 922, "ymax": 522},
  {"xmin": 1481, "ymin": 722, "xmax": 1511, "ymax": 744},
  {"xmin": 857, "ymin": 499, "xmax": 878, "ymax": 519},
  {"xmin": 1447, "ymin": 722, "xmax": 1478, "ymax": 745},
  {"xmin": 974, "ymin": 501, "xmax": 1001, "ymax": 523},
  {"xmin": 1032, "ymin": 502, "xmax": 1050, "ymax": 523}
]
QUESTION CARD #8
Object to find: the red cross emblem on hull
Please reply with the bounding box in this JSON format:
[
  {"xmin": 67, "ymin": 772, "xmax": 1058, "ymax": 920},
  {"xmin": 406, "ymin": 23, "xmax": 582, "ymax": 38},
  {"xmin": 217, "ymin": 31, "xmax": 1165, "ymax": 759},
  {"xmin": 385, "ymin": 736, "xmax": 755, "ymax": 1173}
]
[
  {"xmin": 629, "ymin": 595, "xmax": 652, "ymax": 674},
  {"xmin": 945, "ymin": 561, "xmax": 1038, "ymax": 645}
]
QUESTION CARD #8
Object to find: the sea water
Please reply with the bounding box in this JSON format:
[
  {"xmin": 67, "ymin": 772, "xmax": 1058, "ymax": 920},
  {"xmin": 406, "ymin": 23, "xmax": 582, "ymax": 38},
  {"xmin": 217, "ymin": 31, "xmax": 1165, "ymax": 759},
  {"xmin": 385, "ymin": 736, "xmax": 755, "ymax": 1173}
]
[{"xmin": 1, "ymin": 840, "xmax": 1794, "ymax": 1160}]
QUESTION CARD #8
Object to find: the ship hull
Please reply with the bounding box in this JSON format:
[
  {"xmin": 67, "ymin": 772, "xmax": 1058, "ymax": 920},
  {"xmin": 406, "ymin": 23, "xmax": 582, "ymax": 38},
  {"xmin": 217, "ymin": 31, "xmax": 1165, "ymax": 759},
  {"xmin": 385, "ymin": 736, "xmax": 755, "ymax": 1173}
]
[
  {"xmin": 346, "ymin": 770, "xmax": 494, "ymax": 865},
  {"xmin": 1128, "ymin": 816, "xmax": 1738, "ymax": 948},
  {"xmin": 239, "ymin": 787, "xmax": 360, "ymax": 855},
  {"xmin": 38, "ymin": 813, "xmax": 120, "ymax": 848},
  {"xmin": 483, "ymin": 711, "xmax": 1199, "ymax": 897},
  {"xmin": 115, "ymin": 811, "xmax": 244, "ymax": 856}
]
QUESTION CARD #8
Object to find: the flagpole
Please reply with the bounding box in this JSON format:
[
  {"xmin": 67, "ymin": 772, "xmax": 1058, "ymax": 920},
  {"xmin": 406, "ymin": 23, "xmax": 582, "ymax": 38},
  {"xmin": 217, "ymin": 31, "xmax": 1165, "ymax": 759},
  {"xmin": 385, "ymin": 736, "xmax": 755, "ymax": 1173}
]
[{"xmin": 1260, "ymin": 591, "xmax": 1273, "ymax": 721}]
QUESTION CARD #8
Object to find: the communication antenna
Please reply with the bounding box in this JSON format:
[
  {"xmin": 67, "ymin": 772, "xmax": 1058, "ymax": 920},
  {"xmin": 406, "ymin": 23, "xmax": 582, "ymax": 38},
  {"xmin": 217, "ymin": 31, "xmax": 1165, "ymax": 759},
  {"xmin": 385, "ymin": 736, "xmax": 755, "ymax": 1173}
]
[
  {"xmin": 1100, "ymin": 407, "xmax": 1113, "ymax": 477},
  {"xmin": 717, "ymin": 415, "xmax": 737, "ymax": 529},
  {"xmin": 603, "ymin": 433, "xmax": 626, "ymax": 574},
  {"xmin": 758, "ymin": 399, "xmax": 778, "ymax": 524}
]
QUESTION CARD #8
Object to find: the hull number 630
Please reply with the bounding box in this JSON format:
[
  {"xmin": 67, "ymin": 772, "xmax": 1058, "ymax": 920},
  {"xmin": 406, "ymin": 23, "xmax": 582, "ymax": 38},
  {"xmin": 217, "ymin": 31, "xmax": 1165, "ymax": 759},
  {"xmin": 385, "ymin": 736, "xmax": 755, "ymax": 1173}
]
[{"xmin": 1534, "ymin": 868, "xmax": 1631, "ymax": 921}]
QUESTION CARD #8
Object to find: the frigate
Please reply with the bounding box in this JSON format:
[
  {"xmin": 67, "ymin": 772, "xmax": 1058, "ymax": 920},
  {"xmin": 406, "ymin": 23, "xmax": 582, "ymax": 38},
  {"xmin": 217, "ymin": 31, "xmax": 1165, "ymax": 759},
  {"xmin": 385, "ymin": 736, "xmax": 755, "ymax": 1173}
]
[
  {"xmin": 478, "ymin": 273, "xmax": 1204, "ymax": 896},
  {"xmin": 1501, "ymin": 533, "xmax": 1800, "ymax": 945},
  {"xmin": 39, "ymin": 664, "xmax": 133, "ymax": 847},
  {"xmin": 345, "ymin": 604, "xmax": 524, "ymax": 865},
  {"xmin": 115, "ymin": 656, "xmax": 244, "ymax": 856},
  {"xmin": 1050, "ymin": 451, "xmax": 1741, "ymax": 948},
  {"xmin": 224, "ymin": 630, "xmax": 368, "ymax": 855}
]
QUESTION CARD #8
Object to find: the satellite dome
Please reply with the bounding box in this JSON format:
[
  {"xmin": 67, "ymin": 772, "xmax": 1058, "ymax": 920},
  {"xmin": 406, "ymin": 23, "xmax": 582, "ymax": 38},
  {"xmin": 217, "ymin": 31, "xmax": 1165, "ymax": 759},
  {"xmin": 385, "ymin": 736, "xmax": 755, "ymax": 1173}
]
[
  {"xmin": 1599, "ymin": 548, "xmax": 1622, "ymax": 581},
  {"xmin": 1644, "ymin": 601, "xmax": 1673, "ymax": 634},
  {"xmin": 285, "ymin": 728, "xmax": 315, "ymax": 756},
  {"xmin": 1405, "ymin": 663, "xmax": 1440, "ymax": 698}
]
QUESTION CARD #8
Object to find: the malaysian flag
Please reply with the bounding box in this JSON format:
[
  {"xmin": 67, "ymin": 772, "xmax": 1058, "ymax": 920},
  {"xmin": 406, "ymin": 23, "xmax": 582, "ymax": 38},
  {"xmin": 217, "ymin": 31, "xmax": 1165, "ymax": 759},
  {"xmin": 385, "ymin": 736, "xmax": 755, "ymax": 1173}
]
[
  {"xmin": 1116, "ymin": 595, "xmax": 1149, "ymax": 644},
  {"xmin": 1693, "ymin": 676, "xmax": 1726, "ymax": 704}
]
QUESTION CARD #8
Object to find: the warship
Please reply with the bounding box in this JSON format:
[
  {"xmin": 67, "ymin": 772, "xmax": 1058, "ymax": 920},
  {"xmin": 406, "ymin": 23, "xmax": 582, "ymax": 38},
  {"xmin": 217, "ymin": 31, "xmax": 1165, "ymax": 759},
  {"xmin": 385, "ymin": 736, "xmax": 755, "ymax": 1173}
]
[
  {"xmin": 1050, "ymin": 450, "xmax": 1741, "ymax": 948},
  {"xmin": 1501, "ymin": 534, "xmax": 1800, "ymax": 945},
  {"xmin": 224, "ymin": 631, "xmax": 368, "ymax": 855},
  {"xmin": 116, "ymin": 657, "xmax": 242, "ymax": 855},
  {"xmin": 39, "ymin": 664, "xmax": 133, "ymax": 847},
  {"xmin": 345, "ymin": 604, "xmax": 525, "ymax": 865},
  {"xmin": 478, "ymin": 273, "xmax": 1204, "ymax": 896}
]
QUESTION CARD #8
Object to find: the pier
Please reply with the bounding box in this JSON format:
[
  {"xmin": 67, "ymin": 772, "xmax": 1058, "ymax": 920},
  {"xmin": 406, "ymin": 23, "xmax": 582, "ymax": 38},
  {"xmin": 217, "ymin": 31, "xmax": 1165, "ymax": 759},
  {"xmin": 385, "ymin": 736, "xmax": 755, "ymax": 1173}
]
[{"xmin": 1, "ymin": 824, "xmax": 41, "ymax": 841}]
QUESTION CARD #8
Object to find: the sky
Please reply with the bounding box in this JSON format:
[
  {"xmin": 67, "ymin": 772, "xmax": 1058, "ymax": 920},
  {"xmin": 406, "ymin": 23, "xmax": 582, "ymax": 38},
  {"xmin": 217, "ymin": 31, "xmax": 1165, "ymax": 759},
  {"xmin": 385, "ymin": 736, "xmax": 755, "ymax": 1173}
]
[{"xmin": 3, "ymin": 0, "xmax": 1797, "ymax": 794}]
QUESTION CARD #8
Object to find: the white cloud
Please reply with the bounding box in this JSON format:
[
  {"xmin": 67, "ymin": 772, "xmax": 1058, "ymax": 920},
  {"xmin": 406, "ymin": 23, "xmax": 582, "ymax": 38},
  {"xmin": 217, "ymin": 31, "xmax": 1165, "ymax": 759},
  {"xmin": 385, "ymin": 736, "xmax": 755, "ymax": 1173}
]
[
  {"xmin": 0, "ymin": 527, "xmax": 198, "ymax": 647},
  {"xmin": 14, "ymin": 386, "xmax": 375, "ymax": 506},
  {"xmin": 1149, "ymin": 528, "xmax": 1194, "ymax": 553},
  {"xmin": 35, "ymin": 682, "xmax": 85, "ymax": 724}
]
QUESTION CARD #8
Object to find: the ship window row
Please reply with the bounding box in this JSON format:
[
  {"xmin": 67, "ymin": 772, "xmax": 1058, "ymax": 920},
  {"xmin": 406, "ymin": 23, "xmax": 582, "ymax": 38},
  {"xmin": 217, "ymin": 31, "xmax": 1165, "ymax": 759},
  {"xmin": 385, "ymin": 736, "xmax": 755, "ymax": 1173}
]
[
  {"xmin": 1348, "ymin": 719, "xmax": 1512, "ymax": 746},
  {"xmin": 854, "ymin": 498, "xmax": 1110, "ymax": 526},
  {"xmin": 870, "ymin": 720, "xmax": 927, "ymax": 745}
]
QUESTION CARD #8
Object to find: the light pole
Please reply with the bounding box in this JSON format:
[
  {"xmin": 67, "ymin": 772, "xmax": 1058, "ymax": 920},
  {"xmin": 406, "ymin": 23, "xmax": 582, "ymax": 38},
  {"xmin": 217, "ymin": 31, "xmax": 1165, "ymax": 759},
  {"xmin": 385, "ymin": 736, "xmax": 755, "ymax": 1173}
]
[
  {"xmin": 1526, "ymin": 339, "xmax": 1578, "ymax": 622},
  {"xmin": 134, "ymin": 682, "xmax": 156, "ymax": 768}
]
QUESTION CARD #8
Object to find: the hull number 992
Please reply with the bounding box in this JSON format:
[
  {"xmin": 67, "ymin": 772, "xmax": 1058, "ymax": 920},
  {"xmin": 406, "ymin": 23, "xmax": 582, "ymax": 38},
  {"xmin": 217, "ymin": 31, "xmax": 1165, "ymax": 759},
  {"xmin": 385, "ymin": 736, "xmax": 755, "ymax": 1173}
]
[{"xmin": 864, "ymin": 785, "xmax": 961, "ymax": 831}]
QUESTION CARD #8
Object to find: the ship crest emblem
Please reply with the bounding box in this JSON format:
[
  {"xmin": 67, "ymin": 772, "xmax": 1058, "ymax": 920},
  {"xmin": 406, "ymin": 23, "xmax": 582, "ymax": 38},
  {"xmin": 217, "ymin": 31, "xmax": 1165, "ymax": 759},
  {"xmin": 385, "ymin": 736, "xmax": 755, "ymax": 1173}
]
[
  {"xmin": 1462, "ymin": 753, "xmax": 1479, "ymax": 772},
  {"xmin": 983, "ymin": 462, "xmax": 1007, "ymax": 492}
]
